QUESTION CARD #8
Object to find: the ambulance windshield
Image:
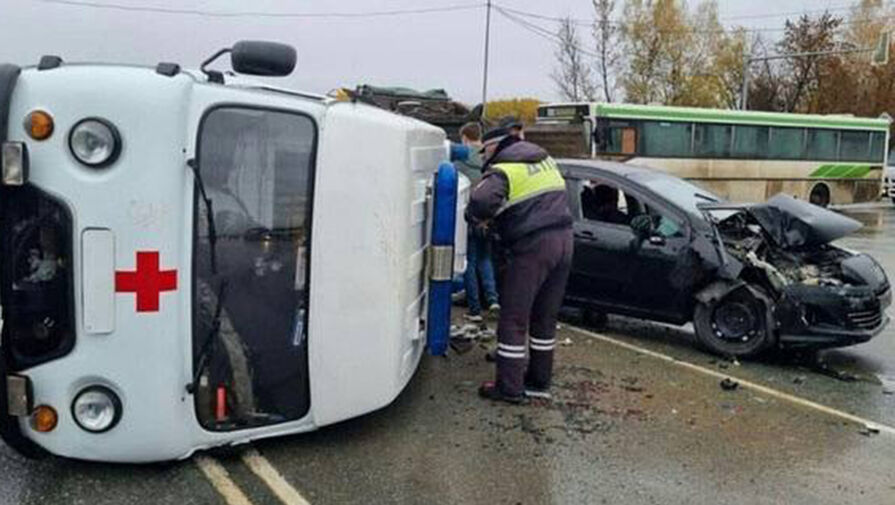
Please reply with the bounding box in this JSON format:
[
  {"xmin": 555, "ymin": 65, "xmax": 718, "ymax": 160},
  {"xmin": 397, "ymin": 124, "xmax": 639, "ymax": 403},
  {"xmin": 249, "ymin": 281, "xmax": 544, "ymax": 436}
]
[{"xmin": 193, "ymin": 107, "xmax": 316, "ymax": 430}]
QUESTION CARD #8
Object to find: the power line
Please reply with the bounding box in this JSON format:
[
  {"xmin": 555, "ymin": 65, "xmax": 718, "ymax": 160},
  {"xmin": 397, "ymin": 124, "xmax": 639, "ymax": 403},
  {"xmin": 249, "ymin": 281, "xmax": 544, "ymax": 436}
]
[
  {"xmin": 719, "ymin": 3, "xmax": 858, "ymax": 21},
  {"xmin": 497, "ymin": 3, "xmax": 891, "ymax": 64},
  {"xmin": 494, "ymin": 6, "xmax": 601, "ymax": 58},
  {"xmin": 496, "ymin": 2, "xmax": 862, "ymax": 24},
  {"xmin": 494, "ymin": 3, "xmax": 785, "ymax": 34},
  {"xmin": 496, "ymin": 3, "xmax": 781, "ymax": 36},
  {"xmin": 37, "ymin": 0, "xmax": 484, "ymax": 19},
  {"xmin": 494, "ymin": 2, "xmax": 893, "ymax": 35}
]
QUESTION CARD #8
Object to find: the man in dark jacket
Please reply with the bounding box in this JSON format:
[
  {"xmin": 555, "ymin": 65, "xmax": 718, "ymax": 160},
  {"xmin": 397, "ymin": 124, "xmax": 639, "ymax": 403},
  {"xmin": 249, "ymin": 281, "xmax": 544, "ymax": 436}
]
[
  {"xmin": 468, "ymin": 126, "xmax": 573, "ymax": 403},
  {"xmin": 456, "ymin": 122, "xmax": 500, "ymax": 321}
]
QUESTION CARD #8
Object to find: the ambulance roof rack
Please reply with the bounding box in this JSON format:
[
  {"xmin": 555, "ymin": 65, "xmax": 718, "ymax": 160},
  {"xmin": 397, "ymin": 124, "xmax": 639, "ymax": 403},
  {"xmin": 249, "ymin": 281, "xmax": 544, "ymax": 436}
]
[
  {"xmin": 37, "ymin": 55, "xmax": 62, "ymax": 71},
  {"xmin": 155, "ymin": 62, "xmax": 181, "ymax": 77}
]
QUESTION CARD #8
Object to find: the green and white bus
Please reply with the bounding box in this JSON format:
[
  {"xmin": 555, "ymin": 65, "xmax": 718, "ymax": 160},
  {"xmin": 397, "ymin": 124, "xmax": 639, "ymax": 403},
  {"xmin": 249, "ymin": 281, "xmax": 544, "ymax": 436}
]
[{"xmin": 528, "ymin": 102, "xmax": 890, "ymax": 206}]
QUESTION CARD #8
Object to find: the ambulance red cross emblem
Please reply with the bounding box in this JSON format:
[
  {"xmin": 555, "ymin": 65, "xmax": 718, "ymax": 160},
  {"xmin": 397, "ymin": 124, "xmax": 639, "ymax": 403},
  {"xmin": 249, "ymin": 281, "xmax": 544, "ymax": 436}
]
[{"xmin": 115, "ymin": 251, "xmax": 178, "ymax": 312}]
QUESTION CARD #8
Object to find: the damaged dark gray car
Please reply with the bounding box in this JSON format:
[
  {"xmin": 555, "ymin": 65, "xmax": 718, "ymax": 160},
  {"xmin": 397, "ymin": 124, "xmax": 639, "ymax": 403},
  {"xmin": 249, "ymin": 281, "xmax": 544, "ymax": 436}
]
[{"xmin": 561, "ymin": 160, "xmax": 891, "ymax": 358}]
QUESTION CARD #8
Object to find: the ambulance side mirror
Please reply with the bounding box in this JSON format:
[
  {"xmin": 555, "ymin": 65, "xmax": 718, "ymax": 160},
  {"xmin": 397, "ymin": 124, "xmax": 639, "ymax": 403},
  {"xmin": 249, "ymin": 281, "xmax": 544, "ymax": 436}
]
[{"xmin": 230, "ymin": 41, "xmax": 297, "ymax": 77}]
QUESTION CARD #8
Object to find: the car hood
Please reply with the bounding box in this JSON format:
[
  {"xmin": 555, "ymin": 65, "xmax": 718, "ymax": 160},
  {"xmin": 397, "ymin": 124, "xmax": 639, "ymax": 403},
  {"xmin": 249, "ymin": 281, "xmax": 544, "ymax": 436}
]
[{"xmin": 699, "ymin": 193, "xmax": 862, "ymax": 249}]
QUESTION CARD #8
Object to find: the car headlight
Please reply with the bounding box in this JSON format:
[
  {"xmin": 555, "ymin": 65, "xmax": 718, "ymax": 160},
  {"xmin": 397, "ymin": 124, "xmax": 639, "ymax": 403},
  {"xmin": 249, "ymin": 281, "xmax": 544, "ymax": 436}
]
[
  {"xmin": 68, "ymin": 118, "xmax": 121, "ymax": 168},
  {"xmin": 72, "ymin": 386, "xmax": 121, "ymax": 433}
]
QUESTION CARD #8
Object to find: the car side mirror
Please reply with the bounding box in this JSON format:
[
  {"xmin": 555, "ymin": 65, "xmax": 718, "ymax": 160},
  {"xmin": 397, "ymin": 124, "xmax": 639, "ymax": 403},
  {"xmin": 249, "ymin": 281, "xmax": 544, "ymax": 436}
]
[{"xmin": 231, "ymin": 41, "xmax": 297, "ymax": 77}]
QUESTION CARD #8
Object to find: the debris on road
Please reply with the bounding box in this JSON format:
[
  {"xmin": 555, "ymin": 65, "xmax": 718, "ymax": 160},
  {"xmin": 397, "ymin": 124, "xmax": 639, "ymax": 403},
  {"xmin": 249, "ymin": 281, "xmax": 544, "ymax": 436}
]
[
  {"xmin": 858, "ymin": 425, "xmax": 880, "ymax": 437},
  {"xmin": 810, "ymin": 359, "xmax": 859, "ymax": 382},
  {"xmin": 560, "ymin": 337, "xmax": 574, "ymax": 346},
  {"xmin": 720, "ymin": 378, "xmax": 739, "ymax": 391},
  {"xmin": 450, "ymin": 338, "xmax": 476, "ymax": 354},
  {"xmin": 793, "ymin": 376, "xmax": 806, "ymax": 385}
]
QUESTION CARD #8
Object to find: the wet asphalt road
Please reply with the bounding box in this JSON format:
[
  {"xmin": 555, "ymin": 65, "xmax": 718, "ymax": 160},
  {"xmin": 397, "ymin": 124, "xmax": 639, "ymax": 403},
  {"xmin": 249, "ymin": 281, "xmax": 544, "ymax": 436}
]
[{"xmin": 3, "ymin": 204, "xmax": 895, "ymax": 504}]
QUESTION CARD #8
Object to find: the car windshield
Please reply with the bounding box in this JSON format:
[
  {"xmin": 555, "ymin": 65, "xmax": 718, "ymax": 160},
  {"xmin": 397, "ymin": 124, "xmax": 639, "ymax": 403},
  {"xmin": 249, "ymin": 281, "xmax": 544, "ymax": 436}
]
[{"xmin": 627, "ymin": 172, "xmax": 723, "ymax": 217}]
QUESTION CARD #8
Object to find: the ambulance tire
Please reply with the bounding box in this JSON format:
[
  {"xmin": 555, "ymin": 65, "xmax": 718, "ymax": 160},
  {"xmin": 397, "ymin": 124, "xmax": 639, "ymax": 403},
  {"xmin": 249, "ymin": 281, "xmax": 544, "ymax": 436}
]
[{"xmin": 218, "ymin": 319, "xmax": 256, "ymax": 423}]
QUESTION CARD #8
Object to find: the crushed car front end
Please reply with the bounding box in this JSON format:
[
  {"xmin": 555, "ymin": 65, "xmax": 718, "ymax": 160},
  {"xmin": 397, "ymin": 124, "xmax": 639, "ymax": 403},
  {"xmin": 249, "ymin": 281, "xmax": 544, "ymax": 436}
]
[{"xmin": 705, "ymin": 194, "xmax": 891, "ymax": 349}]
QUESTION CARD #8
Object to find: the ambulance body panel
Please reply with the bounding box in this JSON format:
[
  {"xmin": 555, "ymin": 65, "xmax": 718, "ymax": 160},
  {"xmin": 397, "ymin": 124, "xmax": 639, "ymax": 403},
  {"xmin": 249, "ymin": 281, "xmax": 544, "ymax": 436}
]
[
  {"xmin": 309, "ymin": 102, "xmax": 439, "ymax": 426},
  {"xmin": 0, "ymin": 59, "xmax": 456, "ymax": 462}
]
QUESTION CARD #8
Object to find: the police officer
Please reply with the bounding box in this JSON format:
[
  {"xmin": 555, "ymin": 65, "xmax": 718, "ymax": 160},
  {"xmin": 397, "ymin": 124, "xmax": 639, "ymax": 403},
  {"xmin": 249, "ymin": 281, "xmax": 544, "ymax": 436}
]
[
  {"xmin": 498, "ymin": 115, "xmax": 524, "ymax": 139},
  {"xmin": 468, "ymin": 125, "xmax": 573, "ymax": 403}
]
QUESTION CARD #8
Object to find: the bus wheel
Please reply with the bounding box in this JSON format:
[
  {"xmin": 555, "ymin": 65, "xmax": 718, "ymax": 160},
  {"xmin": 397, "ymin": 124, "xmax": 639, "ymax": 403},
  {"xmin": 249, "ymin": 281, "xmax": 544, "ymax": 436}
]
[{"xmin": 809, "ymin": 183, "xmax": 831, "ymax": 207}]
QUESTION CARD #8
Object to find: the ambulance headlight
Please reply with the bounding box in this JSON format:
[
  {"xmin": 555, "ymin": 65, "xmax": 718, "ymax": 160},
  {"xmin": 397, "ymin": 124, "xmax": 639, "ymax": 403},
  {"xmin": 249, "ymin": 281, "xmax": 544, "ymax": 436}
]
[
  {"xmin": 68, "ymin": 118, "xmax": 121, "ymax": 168},
  {"xmin": 72, "ymin": 386, "xmax": 121, "ymax": 433}
]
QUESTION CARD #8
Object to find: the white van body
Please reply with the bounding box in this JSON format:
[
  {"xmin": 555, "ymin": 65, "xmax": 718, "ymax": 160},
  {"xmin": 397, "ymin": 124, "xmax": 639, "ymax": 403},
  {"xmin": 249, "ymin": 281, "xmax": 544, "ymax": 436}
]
[{"xmin": 0, "ymin": 61, "xmax": 463, "ymax": 463}]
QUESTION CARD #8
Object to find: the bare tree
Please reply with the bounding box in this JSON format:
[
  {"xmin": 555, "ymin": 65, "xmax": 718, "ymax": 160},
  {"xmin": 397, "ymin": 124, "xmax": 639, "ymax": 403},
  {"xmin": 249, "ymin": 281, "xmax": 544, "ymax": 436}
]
[
  {"xmin": 747, "ymin": 36, "xmax": 786, "ymax": 111},
  {"xmin": 778, "ymin": 13, "xmax": 843, "ymax": 112},
  {"xmin": 552, "ymin": 17, "xmax": 597, "ymax": 101},
  {"xmin": 592, "ymin": 0, "xmax": 620, "ymax": 102}
]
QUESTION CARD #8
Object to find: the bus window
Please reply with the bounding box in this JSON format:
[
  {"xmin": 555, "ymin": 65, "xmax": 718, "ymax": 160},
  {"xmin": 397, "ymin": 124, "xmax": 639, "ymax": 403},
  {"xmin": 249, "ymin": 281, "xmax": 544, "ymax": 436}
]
[
  {"xmin": 642, "ymin": 121, "xmax": 692, "ymax": 157},
  {"xmin": 869, "ymin": 131, "xmax": 886, "ymax": 162},
  {"xmin": 694, "ymin": 124, "xmax": 732, "ymax": 157},
  {"xmin": 769, "ymin": 127, "xmax": 804, "ymax": 159},
  {"xmin": 806, "ymin": 129, "xmax": 838, "ymax": 161},
  {"xmin": 732, "ymin": 125, "xmax": 768, "ymax": 158},
  {"xmin": 840, "ymin": 130, "xmax": 871, "ymax": 161}
]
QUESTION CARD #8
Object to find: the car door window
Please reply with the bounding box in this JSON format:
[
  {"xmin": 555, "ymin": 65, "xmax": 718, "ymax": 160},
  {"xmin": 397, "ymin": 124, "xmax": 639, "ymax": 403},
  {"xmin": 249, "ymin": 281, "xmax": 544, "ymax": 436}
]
[
  {"xmin": 580, "ymin": 181, "xmax": 633, "ymax": 226},
  {"xmin": 645, "ymin": 204, "xmax": 685, "ymax": 238}
]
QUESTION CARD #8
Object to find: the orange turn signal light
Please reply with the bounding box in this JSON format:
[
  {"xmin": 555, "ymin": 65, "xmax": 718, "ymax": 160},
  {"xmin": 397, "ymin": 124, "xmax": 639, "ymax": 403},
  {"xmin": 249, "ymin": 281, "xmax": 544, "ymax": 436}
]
[
  {"xmin": 31, "ymin": 405, "xmax": 58, "ymax": 433},
  {"xmin": 24, "ymin": 110, "xmax": 54, "ymax": 141}
]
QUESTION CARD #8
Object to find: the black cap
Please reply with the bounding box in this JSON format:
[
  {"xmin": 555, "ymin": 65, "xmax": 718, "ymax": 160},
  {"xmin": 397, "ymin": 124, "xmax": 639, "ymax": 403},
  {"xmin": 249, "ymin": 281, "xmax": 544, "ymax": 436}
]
[
  {"xmin": 481, "ymin": 126, "xmax": 510, "ymax": 144},
  {"xmin": 498, "ymin": 115, "xmax": 523, "ymax": 130}
]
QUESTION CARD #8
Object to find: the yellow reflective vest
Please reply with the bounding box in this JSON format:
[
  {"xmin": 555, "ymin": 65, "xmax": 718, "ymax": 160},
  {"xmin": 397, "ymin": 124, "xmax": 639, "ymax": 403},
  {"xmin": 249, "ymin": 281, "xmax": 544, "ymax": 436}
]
[{"xmin": 492, "ymin": 157, "xmax": 566, "ymax": 214}]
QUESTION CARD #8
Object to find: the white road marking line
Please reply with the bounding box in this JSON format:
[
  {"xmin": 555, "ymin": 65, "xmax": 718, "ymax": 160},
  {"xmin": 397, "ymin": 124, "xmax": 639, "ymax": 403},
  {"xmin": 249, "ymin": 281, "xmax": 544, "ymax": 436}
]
[
  {"xmin": 567, "ymin": 325, "xmax": 895, "ymax": 436},
  {"xmin": 242, "ymin": 448, "xmax": 312, "ymax": 505},
  {"xmin": 195, "ymin": 455, "xmax": 255, "ymax": 505}
]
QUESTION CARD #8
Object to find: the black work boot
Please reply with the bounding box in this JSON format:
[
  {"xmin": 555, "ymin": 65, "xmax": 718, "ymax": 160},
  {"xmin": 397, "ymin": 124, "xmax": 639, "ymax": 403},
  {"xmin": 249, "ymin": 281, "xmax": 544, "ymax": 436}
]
[
  {"xmin": 524, "ymin": 374, "xmax": 552, "ymax": 399},
  {"xmin": 478, "ymin": 381, "xmax": 527, "ymax": 404}
]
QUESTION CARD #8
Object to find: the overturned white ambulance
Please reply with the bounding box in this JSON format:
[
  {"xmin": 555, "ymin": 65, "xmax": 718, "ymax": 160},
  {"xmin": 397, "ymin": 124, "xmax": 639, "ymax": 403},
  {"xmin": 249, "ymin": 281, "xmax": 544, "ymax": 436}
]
[{"xmin": 0, "ymin": 41, "xmax": 465, "ymax": 462}]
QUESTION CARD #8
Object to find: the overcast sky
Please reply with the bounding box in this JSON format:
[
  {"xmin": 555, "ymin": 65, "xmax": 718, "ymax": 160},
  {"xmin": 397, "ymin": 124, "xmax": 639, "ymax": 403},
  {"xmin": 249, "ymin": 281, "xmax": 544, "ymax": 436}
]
[{"xmin": 0, "ymin": 0, "xmax": 853, "ymax": 104}]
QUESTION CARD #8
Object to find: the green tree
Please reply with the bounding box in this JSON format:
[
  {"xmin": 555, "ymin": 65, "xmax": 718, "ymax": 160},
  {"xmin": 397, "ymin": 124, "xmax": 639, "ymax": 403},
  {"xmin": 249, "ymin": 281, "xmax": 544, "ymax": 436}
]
[{"xmin": 619, "ymin": 0, "xmax": 741, "ymax": 107}]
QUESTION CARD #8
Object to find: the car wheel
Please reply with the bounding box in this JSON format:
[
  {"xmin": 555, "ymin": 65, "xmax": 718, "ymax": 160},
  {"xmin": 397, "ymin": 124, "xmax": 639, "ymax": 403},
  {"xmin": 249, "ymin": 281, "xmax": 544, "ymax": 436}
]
[
  {"xmin": 693, "ymin": 287, "xmax": 773, "ymax": 358},
  {"xmin": 891, "ymin": 196, "xmax": 895, "ymax": 205}
]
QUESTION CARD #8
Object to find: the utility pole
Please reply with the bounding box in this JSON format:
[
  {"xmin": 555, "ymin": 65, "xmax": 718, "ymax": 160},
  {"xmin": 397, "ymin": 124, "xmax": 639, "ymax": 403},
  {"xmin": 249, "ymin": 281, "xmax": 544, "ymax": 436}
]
[
  {"xmin": 740, "ymin": 48, "xmax": 751, "ymax": 110},
  {"xmin": 481, "ymin": 0, "xmax": 492, "ymax": 120}
]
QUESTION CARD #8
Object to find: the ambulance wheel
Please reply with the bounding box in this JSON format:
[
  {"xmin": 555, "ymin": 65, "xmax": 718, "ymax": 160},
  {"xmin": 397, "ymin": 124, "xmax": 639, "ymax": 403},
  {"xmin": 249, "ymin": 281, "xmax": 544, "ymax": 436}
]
[
  {"xmin": 693, "ymin": 287, "xmax": 773, "ymax": 358},
  {"xmin": 218, "ymin": 326, "xmax": 256, "ymax": 423}
]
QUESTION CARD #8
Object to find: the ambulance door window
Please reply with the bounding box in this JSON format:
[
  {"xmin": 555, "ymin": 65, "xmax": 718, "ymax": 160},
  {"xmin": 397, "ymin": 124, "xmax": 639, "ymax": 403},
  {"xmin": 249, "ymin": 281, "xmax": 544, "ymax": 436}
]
[{"xmin": 194, "ymin": 107, "xmax": 316, "ymax": 430}]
